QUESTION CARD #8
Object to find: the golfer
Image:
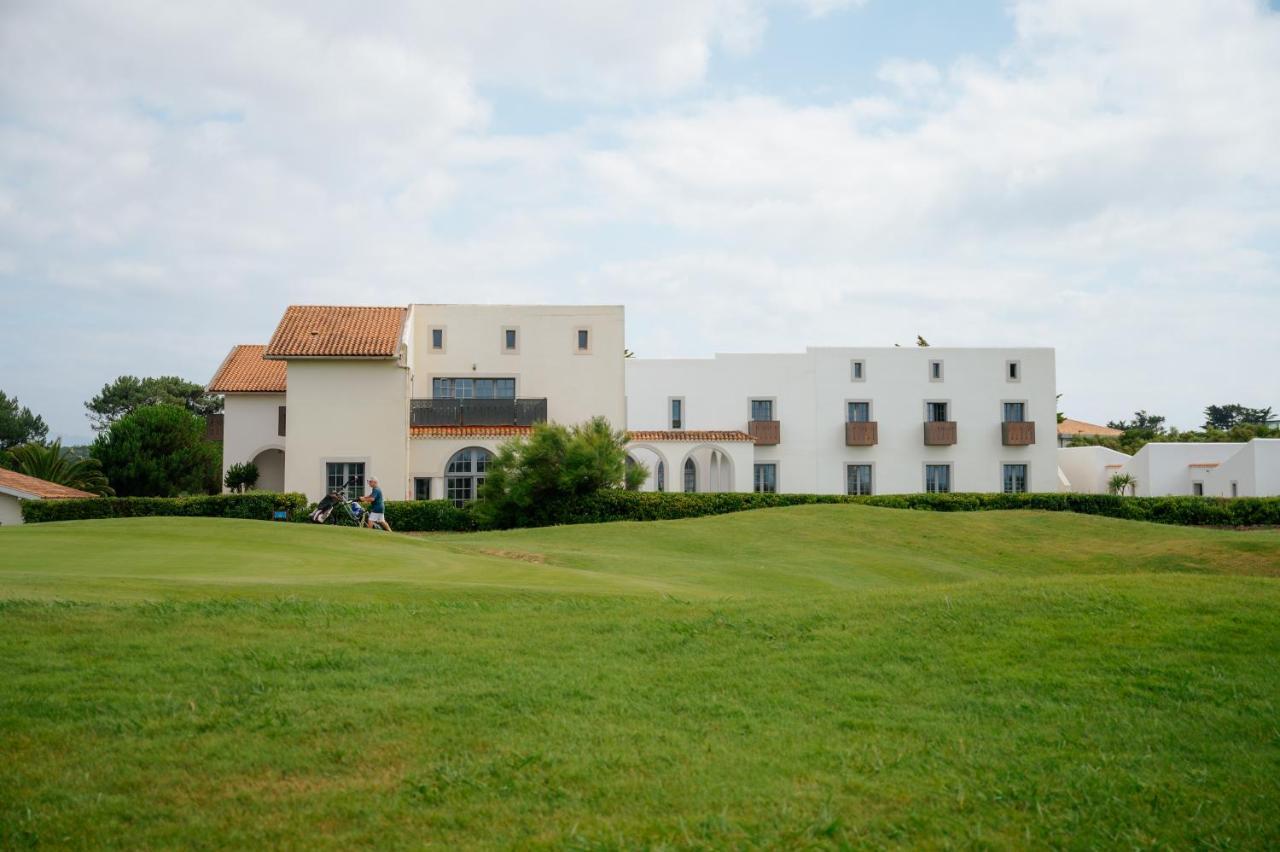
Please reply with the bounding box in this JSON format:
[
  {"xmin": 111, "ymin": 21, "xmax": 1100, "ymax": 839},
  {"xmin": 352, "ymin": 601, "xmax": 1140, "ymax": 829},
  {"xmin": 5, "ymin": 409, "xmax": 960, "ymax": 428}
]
[{"xmin": 360, "ymin": 477, "xmax": 392, "ymax": 531}]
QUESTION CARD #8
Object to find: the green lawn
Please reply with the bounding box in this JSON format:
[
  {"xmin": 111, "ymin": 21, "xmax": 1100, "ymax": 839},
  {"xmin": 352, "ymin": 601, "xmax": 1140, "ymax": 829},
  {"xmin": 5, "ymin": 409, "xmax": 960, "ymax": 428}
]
[{"xmin": 2, "ymin": 507, "xmax": 1279, "ymax": 848}]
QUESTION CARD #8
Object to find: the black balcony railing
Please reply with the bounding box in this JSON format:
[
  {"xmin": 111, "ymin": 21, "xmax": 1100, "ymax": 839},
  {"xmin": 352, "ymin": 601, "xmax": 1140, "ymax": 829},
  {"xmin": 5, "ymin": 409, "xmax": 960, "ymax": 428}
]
[{"xmin": 411, "ymin": 398, "xmax": 548, "ymax": 427}]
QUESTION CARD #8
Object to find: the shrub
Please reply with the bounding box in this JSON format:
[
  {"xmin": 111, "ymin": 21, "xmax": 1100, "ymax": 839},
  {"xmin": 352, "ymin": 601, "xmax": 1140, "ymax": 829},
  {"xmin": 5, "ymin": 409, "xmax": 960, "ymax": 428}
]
[
  {"xmin": 5, "ymin": 439, "xmax": 114, "ymax": 495},
  {"xmin": 224, "ymin": 461, "xmax": 260, "ymax": 493},
  {"xmin": 21, "ymin": 492, "xmax": 307, "ymax": 524},
  {"xmin": 383, "ymin": 500, "xmax": 477, "ymax": 532},
  {"xmin": 473, "ymin": 418, "xmax": 646, "ymax": 529}
]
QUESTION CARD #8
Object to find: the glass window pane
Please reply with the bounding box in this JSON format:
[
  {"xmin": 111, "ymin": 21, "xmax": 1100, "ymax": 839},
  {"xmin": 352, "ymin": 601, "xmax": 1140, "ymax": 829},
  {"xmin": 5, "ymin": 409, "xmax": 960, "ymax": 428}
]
[
  {"xmin": 683, "ymin": 458, "xmax": 696, "ymax": 492},
  {"xmin": 1003, "ymin": 402, "xmax": 1025, "ymax": 422},
  {"xmin": 751, "ymin": 400, "xmax": 773, "ymax": 421},
  {"xmin": 505, "ymin": 329, "xmax": 517, "ymax": 349},
  {"xmin": 846, "ymin": 464, "xmax": 872, "ymax": 495},
  {"xmin": 656, "ymin": 461, "xmax": 665, "ymax": 492},
  {"xmin": 414, "ymin": 478, "xmax": 431, "ymax": 500},
  {"xmin": 1003, "ymin": 464, "xmax": 1028, "ymax": 494},
  {"xmin": 578, "ymin": 329, "xmax": 589, "ymax": 350},
  {"xmin": 848, "ymin": 402, "xmax": 870, "ymax": 422},
  {"xmin": 432, "ymin": 328, "xmax": 443, "ymax": 349},
  {"xmin": 852, "ymin": 361, "xmax": 864, "ymax": 379},
  {"xmin": 753, "ymin": 463, "xmax": 777, "ymax": 493},
  {"xmin": 926, "ymin": 464, "xmax": 950, "ymax": 494},
  {"xmin": 928, "ymin": 402, "xmax": 948, "ymax": 422},
  {"xmin": 671, "ymin": 399, "xmax": 682, "ymax": 429}
]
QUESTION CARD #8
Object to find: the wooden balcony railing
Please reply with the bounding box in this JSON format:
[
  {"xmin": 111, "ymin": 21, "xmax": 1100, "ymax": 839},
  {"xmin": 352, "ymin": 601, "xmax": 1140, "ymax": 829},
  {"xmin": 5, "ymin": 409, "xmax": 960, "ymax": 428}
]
[
  {"xmin": 845, "ymin": 421, "xmax": 878, "ymax": 446},
  {"xmin": 410, "ymin": 398, "xmax": 548, "ymax": 427},
  {"xmin": 748, "ymin": 419, "xmax": 780, "ymax": 445},
  {"xmin": 1002, "ymin": 421, "xmax": 1036, "ymax": 446},
  {"xmin": 923, "ymin": 421, "xmax": 957, "ymax": 446}
]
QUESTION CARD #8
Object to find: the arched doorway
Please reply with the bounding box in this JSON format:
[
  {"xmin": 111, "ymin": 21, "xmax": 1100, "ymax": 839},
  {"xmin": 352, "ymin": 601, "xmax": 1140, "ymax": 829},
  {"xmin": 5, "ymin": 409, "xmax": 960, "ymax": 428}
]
[
  {"xmin": 624, "ymin": 445, "xmax": 667, "ymax": 492},
  {"xmin": 251, "ymin": 447, "xmax": 285, "ymax": 492},
  {"xmin": 679, "ymin": 444, "xmax": 735, "ymax": 493},
  {"xmin": 445, "ymin": 446, "xmax": 491, "ymax": 506}
]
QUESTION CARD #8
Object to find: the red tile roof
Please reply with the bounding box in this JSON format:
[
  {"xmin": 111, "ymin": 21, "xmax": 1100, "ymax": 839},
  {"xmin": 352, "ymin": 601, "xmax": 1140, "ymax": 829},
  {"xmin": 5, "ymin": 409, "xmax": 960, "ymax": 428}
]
[
  {"xmin": 1187, "ymin": 463, "xmax": 1220, "ymax": 468},
  {"xmin": 627, "ymin": 430, "xmax": 756, "ymax": 443},
  {"xmin": 207, "ymin": 345, "xmax": 287, "ymax": 393},
  {"xmin": 265, "ymin": 305, "xmax": 407, "ymax": 358},
  {"xmin": 1058, "ymin": 418, "xmax": 1123, "ymax": 438},
  {"xmin": 0, "ymin": 469, "xmax": 96, "ymax": 499},
  {"xmin": 411, "ymin": 426, "xmax": 534, "ymax": 439}
]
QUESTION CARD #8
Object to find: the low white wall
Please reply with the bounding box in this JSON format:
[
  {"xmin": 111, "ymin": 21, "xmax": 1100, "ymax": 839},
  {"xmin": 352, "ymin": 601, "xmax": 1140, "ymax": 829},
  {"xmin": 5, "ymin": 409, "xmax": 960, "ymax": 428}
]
[
  {"xmin": 1129, "ymin": 443, "xmax": 1244, "ymax": 496},
  {"xmin": 0, "ymin": 493, "xmax": 24, "ymax": 526},
  {"xmin": 1057, "ymin": 445, "xmax": 1133, "ymax": 494}
]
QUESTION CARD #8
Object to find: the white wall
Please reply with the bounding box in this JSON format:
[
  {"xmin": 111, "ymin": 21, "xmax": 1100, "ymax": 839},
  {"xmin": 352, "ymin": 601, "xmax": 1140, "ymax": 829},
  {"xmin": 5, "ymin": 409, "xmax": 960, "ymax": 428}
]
[
  {"xmin": 1255, "ymin": 440, "xmax": 1280, "ymax": 495},
  {"xmin": 1057, "ymin": 445, "xmax": 1133, "ymax": 494},
  {"xmin": 221, "ymin": 393, "xmax": 286, "ymax": 491},
  {"xmin": 1202, "ymin": 439, "xmax": 1280, "ymax": 497},
  {"xmin": 410, "ymin": 304, "xmax": 626, "ymax": 428},
  {"xmin": 0, "ymin": 493, "xmax": 24, "ymax": 526},
  {"xmin": 626, "ymin": 347, "xmax": 1057, "ymax": 495},
  {"xmin": 283, "ymin": 359, "xmax": 410, "ymax": 502},
  {"xmin": 1127, "ymin": 443, "xmax": 1244, "ymax": 497}
]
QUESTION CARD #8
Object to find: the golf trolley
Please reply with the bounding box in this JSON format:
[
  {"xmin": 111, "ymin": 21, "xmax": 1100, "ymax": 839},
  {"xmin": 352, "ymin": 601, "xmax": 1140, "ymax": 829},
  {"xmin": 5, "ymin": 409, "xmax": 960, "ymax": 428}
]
[{"xmin": 309, "ymin": 477, "xmax": 366, "ymax": 525}]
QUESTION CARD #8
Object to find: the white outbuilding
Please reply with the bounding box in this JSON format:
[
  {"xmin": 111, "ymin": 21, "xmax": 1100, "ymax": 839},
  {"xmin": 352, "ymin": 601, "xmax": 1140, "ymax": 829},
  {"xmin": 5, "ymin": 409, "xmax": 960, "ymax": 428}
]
[{"xmin": 0, "ymin": 469, "xmax": 96, "ymax": 525}]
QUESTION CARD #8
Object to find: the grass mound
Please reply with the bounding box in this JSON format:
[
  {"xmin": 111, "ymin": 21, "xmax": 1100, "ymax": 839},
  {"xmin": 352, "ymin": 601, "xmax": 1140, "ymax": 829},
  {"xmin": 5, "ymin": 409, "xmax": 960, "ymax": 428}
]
[{"xmin": 2, "ymin": 507, "xmax": 1278, "ymax": 847}]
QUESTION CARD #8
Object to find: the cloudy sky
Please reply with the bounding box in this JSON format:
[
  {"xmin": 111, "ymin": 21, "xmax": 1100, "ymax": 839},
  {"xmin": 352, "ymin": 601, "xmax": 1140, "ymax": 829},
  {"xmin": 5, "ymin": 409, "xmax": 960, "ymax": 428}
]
[{"xmin": 2, "ymin": 0, "xmax": 1278, "ymax": 442}]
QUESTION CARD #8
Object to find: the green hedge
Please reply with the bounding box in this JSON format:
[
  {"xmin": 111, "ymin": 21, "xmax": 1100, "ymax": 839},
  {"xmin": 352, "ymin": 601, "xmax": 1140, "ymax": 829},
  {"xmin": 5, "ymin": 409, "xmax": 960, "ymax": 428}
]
[
  {"xmin": 384, "ymin": 500, "xmax": 476, "ymax": 532},
  {"xmin": 21, "ymin": 492, "xmax": 308, "ymax": 524}
]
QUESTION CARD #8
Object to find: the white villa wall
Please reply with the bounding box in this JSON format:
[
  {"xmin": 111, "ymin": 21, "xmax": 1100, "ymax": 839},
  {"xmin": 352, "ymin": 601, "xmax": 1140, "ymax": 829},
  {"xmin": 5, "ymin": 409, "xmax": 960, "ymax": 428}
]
[
  {"xmin": 626, "ymin": 347, "xmax": 1057, "ymax": 495},
  {"xmin": 1057, "ymin": 445, "xmax": 1132, "ymax": 494},
  {"xmin": 283, "ymin": 360, "xmax": 410, "ymax": 502},
  {"xmin": 0, "ymin": 492, "xmax": 24, "ymax": 526},
  {"xmin": 409, "ymin": 304, "xmax": 626, "ymax": 428},
  {"xmin": 1127, "ymin": 443, "xmax": 1244, "ymax": 497},
  {"xmin": 1202, "ymin": 439, "xmax": 1280, "ymax": 497},
  {"xmin": 221, "ymin": 393, "xmax": 286, "ymax": 491}
]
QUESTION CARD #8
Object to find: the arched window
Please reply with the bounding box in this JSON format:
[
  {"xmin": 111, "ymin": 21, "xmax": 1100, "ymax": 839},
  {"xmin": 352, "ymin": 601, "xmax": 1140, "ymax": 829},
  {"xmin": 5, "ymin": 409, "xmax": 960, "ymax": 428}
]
[
  {"xmin": 445, "ymin": 447, "xmax": 491, "ymax": 507},
  {"xmin": 683, "ymin": 458, "xmax": 697, "ymax": 493},
  {"xmin": 656, "ymin": 461, "xmax": 665, "ymax": 492}
]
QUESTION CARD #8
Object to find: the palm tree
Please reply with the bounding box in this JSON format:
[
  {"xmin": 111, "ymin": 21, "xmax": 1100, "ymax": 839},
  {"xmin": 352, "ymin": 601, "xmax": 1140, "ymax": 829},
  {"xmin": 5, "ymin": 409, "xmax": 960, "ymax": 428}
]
[
  {"xmin": 5, "ymin": 440, "xmax": 114, "ymax": 496},
  {"xmin": 1108, "ymin": 472, "xmax": 1137, "ymax": 496}
]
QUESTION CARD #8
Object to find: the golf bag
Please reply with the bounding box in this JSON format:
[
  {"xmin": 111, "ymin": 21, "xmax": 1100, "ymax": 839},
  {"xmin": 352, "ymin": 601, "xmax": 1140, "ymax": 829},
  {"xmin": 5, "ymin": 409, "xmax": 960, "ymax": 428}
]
[{"xmin": 309, "ymin": 477, "xmax": 365, "ymax": 525}]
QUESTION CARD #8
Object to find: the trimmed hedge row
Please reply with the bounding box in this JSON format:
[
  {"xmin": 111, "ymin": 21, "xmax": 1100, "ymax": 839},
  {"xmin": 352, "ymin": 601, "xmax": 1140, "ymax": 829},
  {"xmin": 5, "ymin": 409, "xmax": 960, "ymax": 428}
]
[
  {"xmin": 376, "ymin": 491, "xmax": 1280, "ymax": 532},
  {"xmin": 21, "ymin": 492, "xmax": 308, "ymax": 524},
  {"xmin": 22, "ymin": 490, "xmax": 1280, "ymax": 530}
]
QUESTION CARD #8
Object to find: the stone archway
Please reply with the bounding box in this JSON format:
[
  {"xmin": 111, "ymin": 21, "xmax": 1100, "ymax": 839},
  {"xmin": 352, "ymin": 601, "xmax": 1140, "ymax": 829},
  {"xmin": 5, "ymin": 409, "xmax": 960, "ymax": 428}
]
[{"xmin": 251, "ymin": 447, "xmax": 285, "ymax": 492}]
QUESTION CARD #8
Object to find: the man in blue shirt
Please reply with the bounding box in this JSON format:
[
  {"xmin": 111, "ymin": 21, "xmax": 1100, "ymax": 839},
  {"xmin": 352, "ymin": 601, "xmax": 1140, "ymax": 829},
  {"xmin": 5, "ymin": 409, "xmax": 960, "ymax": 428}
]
[{"xmin": 360, "ymin": 476, "xmax": 391, "ymax": 531}]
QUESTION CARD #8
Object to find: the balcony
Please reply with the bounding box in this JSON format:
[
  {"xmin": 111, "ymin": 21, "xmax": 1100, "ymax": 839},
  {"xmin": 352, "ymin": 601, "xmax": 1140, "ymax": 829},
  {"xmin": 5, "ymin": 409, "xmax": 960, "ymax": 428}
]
[
  {"xmin": 923, "ymin": 420, "xmax": 957, "ymax": 446},
  {"xmin": 845, "ymin": 421, "xmax": 878, "ymax": 446},
  {"xmin": 410, "ymin": 398, "xmax": 548, "ymax": 428},
  {"xmin": 1002, "ymin": 420, "xmax": 1036, "ymax": 446},
  {"xmin": 748, "ymin": 419, "xmax": 780, "ymax": 446}
]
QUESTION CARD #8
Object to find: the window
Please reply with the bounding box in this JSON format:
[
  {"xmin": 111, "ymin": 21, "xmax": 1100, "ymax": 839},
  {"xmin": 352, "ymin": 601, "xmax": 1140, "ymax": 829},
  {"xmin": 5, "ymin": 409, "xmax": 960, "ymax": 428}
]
[
  {"xmin": 431, "ymin": 327, "xmax": 445, "ymax": 350},
  {"xmin": 432, "ymin": 378, "xmax": 516, "ymax": 399},
  {"xmin": 1231, "ymin": 481, "xmax": 1238, "ymax": 498},
  {"xmin": 846, "ymin": 464, "xmax": 873, "ymax": 495},
  {"xmin": 576, "ymin": 328, "xmax": 590, "ymax": 352},
  {"xmin": 925, "ymin": 464, "xmax": 951, "ymax": 494},
  {"xmin": 445, "ymin": 447, "xmax": 491, "ymax": 507},
  {"xmin": 656, "ymin": 461, "xmax": 665, "ymax": 492},
  {"xmin": 1003, "ymin": 402, "xmax": 1026, "ymax": 422},
  {"xmin": 847, "ymin": 401, "xmax": 871, "ymax": 422},
  {"xmin": 1003, "ymin": 463, "xmax": 1028, "ymax": 494},
  {"xmin": 670, "ymin": 398, "xmax": 684, "ymax": 430},
  {"xmin": 929, "ymin": 360, "xmax": 944, "ymax": 381},
  {"xmin": 413, "ymin": 477, "xmax": 432, "ymax": 500},
  {"xmin": 1192, "ymin": 482, "xmax": 1204, "ymax": 497},
  {"xmin": 926, "ymin": 401, "xmax": 949, "ymax": 422},
  {"xmin": 750, "ymin": 399, "xmax": 774, "ymax": 421},
  {"xmin": 277, "ymin": 405, "xmax": 286, "ymax": 437},
  {"xmin": 683, "ymin": 458, "xmax": 697, "ymax": 492},
  {"xmin": 1007, "ymin": 360, "xmax": 1020, "ymax": 382},
  {"xmin": 503, "ymin": 327, "xmax": 518, "ymax": 352},
  {"xmin": 326, "ymin": 462, "xmax": 364, "ymax": 501},
  {"xmin": 851, "ymin": 360, "xmax": 865, "ymax": 381},
  {"xmin": 753, "ymin": 463, "xmax": 777, "ymax": 493}
]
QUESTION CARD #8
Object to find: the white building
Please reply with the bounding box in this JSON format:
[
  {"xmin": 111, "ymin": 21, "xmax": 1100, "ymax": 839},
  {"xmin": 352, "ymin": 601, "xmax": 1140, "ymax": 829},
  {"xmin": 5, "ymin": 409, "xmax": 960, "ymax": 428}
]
[
  {"xmin": 210, "ymin": 304, "xmax": 1058, "ymax": 503},
  {"xmin": 0, "ymin": 469, "xmax": 95, "ymax": 525},
  {"xmin": 1057, "ymin": 439, "xmax": 1280, "ymax": 497}
]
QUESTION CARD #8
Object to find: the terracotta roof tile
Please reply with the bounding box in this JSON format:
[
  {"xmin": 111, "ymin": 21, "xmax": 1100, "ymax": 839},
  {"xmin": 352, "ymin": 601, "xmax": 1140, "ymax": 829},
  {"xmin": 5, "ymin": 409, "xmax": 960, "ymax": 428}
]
[
  {"xmin": 207, "ymin": 345, "xmax": 287, "ymax": 393},
  {"xmin": 0, "ymin": 469, "xmax": 96, "ymax": 499},
  {"xmin": 265, "ymin": 305, "xmax": 407, "ymax": 358},
  {"xmin": 1187, "ymin": 462, "xmax": 1220, "ymax": 468},
  {"xmin": 1058, "ymin": 418, "xmax": 1123, "ymax": 437},
  {"xmin": 411, "ymin": 426, "xmax": 534, "ymax": 439},
  {"xmin": 626, "ymin": 430, "xmax": 756, "ymax": 443}
]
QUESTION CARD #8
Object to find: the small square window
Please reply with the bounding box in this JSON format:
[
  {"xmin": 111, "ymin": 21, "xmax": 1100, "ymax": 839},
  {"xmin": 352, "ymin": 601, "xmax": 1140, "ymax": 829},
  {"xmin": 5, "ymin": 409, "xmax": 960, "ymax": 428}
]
[
  {"xmin": 414, "ymin": 477, "xmax": 432, "ymax": 500},
  {"xmin": 1192, "ymin": 482, "xmax": 1203, "ymax": 497},
  {"xmin": 750, "ymin": 399, "xmax": 774, "ymax": 421},
  {"xmin": 431, "ymin": 327, "xmax": 445, "ymax": 350},
  {"xmin": 851, "ymin": 360, "xmax": 865, "ymax": 381},
  {"xmin": 925, "ymin": 464, "xmax": 951, "ymax": 494},
  {"xmin": 847, "ymin": 464, "xmax": 873, "ymax": 495},
  {"xmin": 1007, "ymin": 360, "xmax": 1020, "ymax": 382},
  {"xmin": 847, "ymin": 401, "xmax": 871, "ymax": 422},
  {"xmin": 576, "ymin": 329, "xmax": 590, "ymax": 351},
  {"xmin": 929, "ymin": 360, "xmax": 944, "ymax": 381}
]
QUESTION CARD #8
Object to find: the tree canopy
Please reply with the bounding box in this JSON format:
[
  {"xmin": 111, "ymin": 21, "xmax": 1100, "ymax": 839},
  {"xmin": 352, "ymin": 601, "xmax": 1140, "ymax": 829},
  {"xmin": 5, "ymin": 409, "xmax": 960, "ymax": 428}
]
[
  {"xmin": 5, "ymin": 440, "xmax": 114, "ymax": 495},
  {"xmin": 473, "ymin": 417, "xmax": 647, "ymax": 529},
  {"xmin": 0, "ymin": 390, "xmax": 49, "ymax": 452},
  {"xmin": 90, "ymin": 405, "xmax": 220, "ymax": 497},
  {"xmin": 1204, "ymin": 404, "xmax": 1274, "ymax": 431},
  {"xmin": 85, "ymin": 375, "xmax": 223, "ymax": 431}
]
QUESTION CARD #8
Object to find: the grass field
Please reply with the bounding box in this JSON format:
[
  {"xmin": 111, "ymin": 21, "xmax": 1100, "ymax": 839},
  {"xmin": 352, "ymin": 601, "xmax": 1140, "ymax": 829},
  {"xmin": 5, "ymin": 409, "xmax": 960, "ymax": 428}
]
[{"xmin": 2, "ymin": 506, "xmax": 1279, "ymax": 848}]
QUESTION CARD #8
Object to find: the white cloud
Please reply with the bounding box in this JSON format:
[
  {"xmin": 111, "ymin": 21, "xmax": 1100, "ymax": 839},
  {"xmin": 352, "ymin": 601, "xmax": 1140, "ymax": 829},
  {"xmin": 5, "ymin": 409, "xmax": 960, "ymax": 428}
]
[{"xmin": 0, "ymin": 0, "xmax": 1277, "ymax": 436}]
